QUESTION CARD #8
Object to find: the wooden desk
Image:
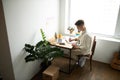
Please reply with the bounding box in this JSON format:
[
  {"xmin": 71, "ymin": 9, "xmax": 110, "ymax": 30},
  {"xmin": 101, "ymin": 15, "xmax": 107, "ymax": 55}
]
[{"xmin": 48, "ymin": 37, "xmax": 74, "ymax": 74}]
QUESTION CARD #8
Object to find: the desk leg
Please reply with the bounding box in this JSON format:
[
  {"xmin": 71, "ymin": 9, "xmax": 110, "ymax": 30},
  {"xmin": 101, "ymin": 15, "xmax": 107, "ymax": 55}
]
[{"xmin": 69, "ymin": 49, "xmax": 71, "ymax": 73}]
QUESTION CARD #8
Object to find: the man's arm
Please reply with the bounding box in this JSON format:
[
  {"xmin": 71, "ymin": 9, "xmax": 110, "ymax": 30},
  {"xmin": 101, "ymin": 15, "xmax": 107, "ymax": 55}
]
[{"xmin": 69, "ymin": 38, "xmax": 78, "ymax": 42}]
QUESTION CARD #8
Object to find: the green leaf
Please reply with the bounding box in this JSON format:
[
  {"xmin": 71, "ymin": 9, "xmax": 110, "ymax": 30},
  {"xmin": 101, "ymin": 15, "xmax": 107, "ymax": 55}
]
[{"xmin": 25, "ymin": 55, "xmax": 36, "ymax": 62}]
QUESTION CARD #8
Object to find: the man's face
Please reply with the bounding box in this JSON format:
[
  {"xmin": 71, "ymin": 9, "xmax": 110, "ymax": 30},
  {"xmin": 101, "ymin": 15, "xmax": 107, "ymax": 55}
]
[{"xmin": 77, "ymin": 26, "xmax": 83, "ymax": 32}]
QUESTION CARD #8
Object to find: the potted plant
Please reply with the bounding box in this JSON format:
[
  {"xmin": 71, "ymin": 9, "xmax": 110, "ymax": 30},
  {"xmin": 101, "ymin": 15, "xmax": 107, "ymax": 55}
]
[
  {"xmin": 24, "ymin": 29, "xmax": 63, "ymax": 71},
  {"xmin": 67, "ymin": 26, "xmax": 74, "ymax": 34}
]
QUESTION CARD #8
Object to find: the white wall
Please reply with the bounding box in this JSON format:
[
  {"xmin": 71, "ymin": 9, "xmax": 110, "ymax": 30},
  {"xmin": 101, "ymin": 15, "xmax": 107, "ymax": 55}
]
[
  {"xmin": 115, "ymin": 6, "xmax": 120, "ymax": 37},
  {"xmin": 93, "ymin": 37, "xmax": 120, "ymax": 63},
  {"xmin": 2, "ymin": 0, "xmax": 59, "ymax": 80}
]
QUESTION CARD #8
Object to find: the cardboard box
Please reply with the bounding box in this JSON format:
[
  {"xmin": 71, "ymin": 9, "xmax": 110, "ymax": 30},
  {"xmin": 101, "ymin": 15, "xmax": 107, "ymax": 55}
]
[{"xmin": 43, "ymin": 65, "xmax": 59, "ymax": 80}]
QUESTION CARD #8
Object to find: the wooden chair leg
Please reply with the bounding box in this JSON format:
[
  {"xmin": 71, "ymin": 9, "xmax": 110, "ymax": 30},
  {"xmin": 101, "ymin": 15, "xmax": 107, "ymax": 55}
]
[
  {"xmin": 90, "ymin": 56, "xmax": 92, "ymax": 71},
  {"xmin": 78, "ymin": 57, "xmax": 79, "ymax": 64}
]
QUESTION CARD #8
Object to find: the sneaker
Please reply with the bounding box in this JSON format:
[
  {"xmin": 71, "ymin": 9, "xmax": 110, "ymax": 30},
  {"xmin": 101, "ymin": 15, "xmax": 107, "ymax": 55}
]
[{"xmin": 78, "ymin": 57, "xmax": 86, "ymax": 67}]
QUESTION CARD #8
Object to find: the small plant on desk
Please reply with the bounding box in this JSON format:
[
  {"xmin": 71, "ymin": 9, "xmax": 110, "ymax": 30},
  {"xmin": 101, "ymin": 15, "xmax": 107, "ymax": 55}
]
[{"xmin": 67, "ymin": 26, "xmax": 74, "ymax": 34}]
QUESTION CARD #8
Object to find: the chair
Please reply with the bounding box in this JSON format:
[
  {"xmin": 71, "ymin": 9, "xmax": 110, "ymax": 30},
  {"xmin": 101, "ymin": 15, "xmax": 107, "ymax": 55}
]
[{"xmin": 77, "ymin": 36, "xmax": 96, "ymax": 71}]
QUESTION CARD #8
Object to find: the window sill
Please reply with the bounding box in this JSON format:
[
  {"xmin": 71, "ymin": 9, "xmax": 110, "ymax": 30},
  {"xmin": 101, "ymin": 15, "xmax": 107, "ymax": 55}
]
[
  {"xmin": 63, "ymin": 33, "xmax": 120, "ymax": 42},
  {"xmin": 95, "ymin": 35, "xmax": 120, "ymax": 43}
]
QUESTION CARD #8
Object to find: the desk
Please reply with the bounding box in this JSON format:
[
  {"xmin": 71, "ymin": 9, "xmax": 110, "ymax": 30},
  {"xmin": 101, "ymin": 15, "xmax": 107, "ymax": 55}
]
[{"xmin": 49, "ymin": 37, "xmax": 75, "ymax": 74}]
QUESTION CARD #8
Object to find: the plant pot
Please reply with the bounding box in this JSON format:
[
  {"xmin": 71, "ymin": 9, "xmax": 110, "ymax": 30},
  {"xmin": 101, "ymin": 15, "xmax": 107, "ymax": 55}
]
[{"xmin": 40, "ymin": 61, "xmax": 51, "ymax": 72}]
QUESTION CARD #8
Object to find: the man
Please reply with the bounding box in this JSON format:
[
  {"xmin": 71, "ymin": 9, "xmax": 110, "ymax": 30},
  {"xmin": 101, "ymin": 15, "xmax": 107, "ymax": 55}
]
[{"xmin": 70, "ymin": 20, "xmax": 92, "ymax": 67}]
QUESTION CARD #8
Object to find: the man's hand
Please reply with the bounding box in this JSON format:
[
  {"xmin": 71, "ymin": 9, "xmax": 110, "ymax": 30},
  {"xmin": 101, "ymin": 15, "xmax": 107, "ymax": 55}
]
[{"xmin": 72, "ymin": 43, "xmax": 79, "ymax": 48}]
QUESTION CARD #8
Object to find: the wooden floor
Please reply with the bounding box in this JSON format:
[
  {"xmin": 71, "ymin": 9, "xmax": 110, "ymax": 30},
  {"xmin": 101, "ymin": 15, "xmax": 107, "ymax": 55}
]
[{"xmin": 32, "ymin": 60, "xmax": 120, "ymax": 80}]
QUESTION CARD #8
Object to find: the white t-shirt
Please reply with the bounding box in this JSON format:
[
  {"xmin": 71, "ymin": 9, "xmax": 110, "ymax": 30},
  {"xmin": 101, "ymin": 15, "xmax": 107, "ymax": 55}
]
[
  {"xmin": 78, "ymin": 30, "xmax": 92, "ymax": 54},
  {"xmin": 72, "ymin": 30, "xmax": 92, "ymax": 55}
]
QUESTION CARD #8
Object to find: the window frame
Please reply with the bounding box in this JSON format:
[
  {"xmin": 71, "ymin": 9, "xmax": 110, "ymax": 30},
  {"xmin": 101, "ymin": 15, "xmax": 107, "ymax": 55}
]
[{"xmin": 59, "ymin": 0, "xmax": 120, "ymax": 39}]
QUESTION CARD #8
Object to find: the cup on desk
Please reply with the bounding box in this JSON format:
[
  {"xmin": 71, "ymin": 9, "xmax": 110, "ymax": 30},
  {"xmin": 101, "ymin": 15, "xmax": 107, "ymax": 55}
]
[{"xmin": 57, "ymin": 39, "xmax": 62, "ymax": 43}]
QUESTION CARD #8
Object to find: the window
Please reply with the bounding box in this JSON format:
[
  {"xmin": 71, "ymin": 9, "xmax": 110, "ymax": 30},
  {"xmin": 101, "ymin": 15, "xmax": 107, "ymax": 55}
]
[{"xmin": 63, "ymin": 0, "xmax": 120, "ymax": 37}]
